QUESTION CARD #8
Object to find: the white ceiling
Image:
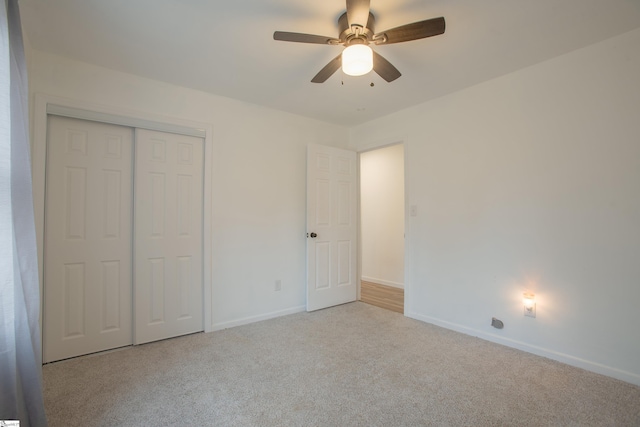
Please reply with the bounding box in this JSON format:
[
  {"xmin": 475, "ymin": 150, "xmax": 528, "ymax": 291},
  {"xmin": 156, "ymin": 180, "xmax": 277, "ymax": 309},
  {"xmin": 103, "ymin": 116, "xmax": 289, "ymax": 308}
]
[{"xmin": 19, "ymin": 0, "xmax": 640, "ymax": 126}]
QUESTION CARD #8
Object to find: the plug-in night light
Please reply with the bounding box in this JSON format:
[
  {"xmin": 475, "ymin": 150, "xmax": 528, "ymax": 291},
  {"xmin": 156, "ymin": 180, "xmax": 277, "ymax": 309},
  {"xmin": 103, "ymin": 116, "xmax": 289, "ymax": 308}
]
[{"xmin": 523, "ymin": 293, "xmax": 536, "ymax": 318}]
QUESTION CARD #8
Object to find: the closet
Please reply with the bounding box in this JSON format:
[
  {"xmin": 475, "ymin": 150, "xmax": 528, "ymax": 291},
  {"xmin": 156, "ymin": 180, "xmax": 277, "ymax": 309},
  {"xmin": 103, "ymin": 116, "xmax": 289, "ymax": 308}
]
[{"xmin": 43, "ymin": 115, "xmax": 204, "ymax": 362}]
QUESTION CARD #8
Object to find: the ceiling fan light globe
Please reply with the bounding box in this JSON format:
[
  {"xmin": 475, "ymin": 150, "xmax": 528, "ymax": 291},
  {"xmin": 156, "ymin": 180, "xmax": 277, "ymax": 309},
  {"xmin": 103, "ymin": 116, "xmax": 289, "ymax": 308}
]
[{"xmin": 342, "ymin": 44, "xmax": 373, "ymax": 76}]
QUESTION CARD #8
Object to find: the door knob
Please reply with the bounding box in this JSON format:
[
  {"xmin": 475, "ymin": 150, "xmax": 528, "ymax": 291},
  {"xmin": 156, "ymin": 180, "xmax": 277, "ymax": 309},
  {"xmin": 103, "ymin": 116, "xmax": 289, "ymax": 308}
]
[{"xmin": 310, "ymin": 232, "xmax": 317, "ymax": 238}]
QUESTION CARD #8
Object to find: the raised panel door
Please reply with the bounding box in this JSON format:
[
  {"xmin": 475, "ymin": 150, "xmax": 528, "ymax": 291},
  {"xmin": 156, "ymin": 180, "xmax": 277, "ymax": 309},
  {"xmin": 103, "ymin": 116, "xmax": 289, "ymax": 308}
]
[
  {"xmin": 306, "ymin": 144, "xmax": 357, "ymax": 311},
  {"xmin": 44, "ymin": 116, "xmax": 133, "ymax": 362},
  {"xmin": 134, "ymin": 129, "xmax": 204, "ymax": 344}
]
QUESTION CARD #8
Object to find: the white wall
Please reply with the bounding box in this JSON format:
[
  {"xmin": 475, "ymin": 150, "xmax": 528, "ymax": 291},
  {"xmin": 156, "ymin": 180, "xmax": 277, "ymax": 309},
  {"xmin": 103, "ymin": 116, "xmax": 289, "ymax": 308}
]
[
  {"xmin": 349, "ymin": 28, "xmax": 640, "ymax": 385},
  {"xmin": 360, "ymin": 144, "xmax": 405, "ymax": 288},
  {"xmin": 27, "ymin": 49, "xmax": 350, "ymax": 331}
]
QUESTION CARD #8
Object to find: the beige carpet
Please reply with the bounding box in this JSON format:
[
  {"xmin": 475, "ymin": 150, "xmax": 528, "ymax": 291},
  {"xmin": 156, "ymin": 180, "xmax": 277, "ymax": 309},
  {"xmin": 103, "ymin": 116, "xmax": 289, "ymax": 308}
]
[{"xmin": 43, "ymin": 302, "xmax": 640, "ymax": 426}]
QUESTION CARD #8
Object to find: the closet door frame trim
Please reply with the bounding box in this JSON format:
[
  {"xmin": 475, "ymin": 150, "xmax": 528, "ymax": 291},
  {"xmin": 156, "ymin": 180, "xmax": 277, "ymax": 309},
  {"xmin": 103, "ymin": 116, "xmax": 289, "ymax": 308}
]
[{"xmin": 32, "ymin": 93, "xmax": 214, "ymax": 342}]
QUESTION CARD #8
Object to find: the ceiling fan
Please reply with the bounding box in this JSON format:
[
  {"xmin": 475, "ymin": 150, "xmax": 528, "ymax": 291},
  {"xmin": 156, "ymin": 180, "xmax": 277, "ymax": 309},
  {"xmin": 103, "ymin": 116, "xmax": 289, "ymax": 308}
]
[{"xmin": 273, "ymin": 0, "xmax": 445, "ymax": 83}]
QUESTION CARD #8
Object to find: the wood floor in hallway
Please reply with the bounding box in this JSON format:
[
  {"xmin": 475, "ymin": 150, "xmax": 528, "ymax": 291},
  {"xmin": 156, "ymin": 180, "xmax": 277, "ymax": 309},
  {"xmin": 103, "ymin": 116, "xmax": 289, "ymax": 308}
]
[{"xmin": 360, "ymin": 280, "xmax": 404, "ymax": 313}]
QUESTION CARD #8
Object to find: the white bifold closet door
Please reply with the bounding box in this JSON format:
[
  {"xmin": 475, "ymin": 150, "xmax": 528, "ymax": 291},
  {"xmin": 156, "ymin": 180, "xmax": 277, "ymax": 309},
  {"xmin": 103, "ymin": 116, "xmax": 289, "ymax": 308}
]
[{"xmin": 43, "ymin": 116, "xmax": 204, "ymax": 363}]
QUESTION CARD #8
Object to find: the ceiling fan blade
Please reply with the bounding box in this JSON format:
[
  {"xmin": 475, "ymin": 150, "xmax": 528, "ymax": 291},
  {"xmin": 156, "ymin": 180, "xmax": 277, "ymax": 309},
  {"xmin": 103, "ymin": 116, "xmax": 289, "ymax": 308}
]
[
  {"xmin": 273, "ymin": 31, "xmax": 339, "ymax": 45},
  {"xmin": 374, "ymin": 17, "xmax": 445, "ymax": 45},
  {"xmin": 372, "ymin": 51, "xmax": 401, "ymax": 82},
  {"xmin": 311, "ymin": 54, "xmax": 342, "ymax": 83},
  {"xmin": 346, "ymin": 0, "xmax": 370, "ymax": 29}
]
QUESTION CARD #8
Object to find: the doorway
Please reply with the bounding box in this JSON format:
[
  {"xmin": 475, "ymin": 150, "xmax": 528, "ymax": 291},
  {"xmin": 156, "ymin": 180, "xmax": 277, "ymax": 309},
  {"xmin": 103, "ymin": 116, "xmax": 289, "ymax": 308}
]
[{"xmin": 359, "ymin": 144, "xmax": 405, "ymax": 313}]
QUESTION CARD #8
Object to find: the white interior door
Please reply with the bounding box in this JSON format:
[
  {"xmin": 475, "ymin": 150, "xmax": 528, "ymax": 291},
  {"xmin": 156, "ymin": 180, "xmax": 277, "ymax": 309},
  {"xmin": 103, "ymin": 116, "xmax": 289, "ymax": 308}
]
[
  {"xmin": 134, "ymin": 129, "xmax": 204, "ymax": 344},
  {"xmin": 306, "ymin": 144, "xmax": 357, "ymax": 311},
  {"xmin": 44, "ymin": 116, "xmax": 134, "ymax": 362}
]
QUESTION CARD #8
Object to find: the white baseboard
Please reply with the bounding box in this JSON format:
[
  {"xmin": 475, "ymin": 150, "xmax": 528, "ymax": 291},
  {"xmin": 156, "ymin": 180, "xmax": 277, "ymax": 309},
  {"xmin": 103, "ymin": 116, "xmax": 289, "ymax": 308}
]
[
  {"xmin": 406, "ymin": 311, "xmax": 640, "ymax": 387},
  {"xmin": 211, "ymin": 305, "xmax": 306, "ymax": 332},
  {"xmin": 361, "ymin": 276, "xmax": 404, "ymax": 289}
]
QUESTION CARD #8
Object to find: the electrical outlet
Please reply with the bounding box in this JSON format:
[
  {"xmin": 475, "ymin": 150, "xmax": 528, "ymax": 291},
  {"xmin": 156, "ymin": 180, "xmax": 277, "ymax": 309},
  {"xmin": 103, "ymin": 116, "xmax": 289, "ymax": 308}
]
[
  {"xmin": 524, "ymin": 303, "xmax": 536, "ymax": 318},
  {"xmin": 275, "ymin": 280, "xmax": 282, "ymax": 291}
]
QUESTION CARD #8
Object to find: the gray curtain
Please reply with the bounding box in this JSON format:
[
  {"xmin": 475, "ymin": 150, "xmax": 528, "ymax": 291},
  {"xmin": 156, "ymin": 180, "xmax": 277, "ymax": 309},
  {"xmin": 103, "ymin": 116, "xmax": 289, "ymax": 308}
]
[{"xmin": 0, "ymin": 0, "xmax": 48, "ymax": 425}]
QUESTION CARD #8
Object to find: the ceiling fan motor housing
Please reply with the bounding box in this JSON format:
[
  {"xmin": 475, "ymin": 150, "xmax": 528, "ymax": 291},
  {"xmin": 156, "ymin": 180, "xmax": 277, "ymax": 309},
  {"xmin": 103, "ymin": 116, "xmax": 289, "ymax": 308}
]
[{"xmin": 338, "ymin": 12, "xmax": 375, "ymax": 45}]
